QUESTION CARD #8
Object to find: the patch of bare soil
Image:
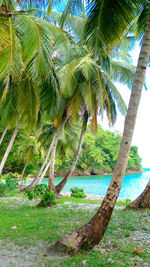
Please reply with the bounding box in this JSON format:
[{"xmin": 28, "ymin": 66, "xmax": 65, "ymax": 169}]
[{"xmin": 0, "ymin": 241, "xmax": 64, "ymax": 267}]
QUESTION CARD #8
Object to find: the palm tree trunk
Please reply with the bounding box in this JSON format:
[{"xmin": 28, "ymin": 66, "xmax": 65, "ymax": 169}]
[
  {"xmin": 36, "ymin": 138, "xmax": 59, "ymax": 185},
  {"xmin": 0, "ymin": 123, "xmax": 20, "ymax": 176},
  {"xmin": 27, "ymin": 112, "xmax": 69, "ymax": 190},
  {"xmin": 19, "ymin": 164, "xmax": 27, "ymax": 181},
  {"xmin": 37, "ymin": 144, "xmax": 57, "ymax": 207},
  {"xmin": 54, "ymin": 10, "xmax": 150, "ymax": 253},
  {"xmin": 55, "ymin": 111, "xmax": 88, "ymax": 194},
  {"xmin": 125, "ymin": 180, "xmax": 150, "ymax": 210},
  {"xmin": 48, "ymin": 144, "xmax": 56, "ymax": 192},
  {"xmin": 0, "ymin": 127, "xmax": 8, "ymax": 146}
]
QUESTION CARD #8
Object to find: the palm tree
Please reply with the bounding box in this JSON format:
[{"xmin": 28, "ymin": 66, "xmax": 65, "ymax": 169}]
[
  {"xmin": 16, "ymin": 136, "xmax": 42, "ymax": 181},
  {"xmin": 21, "ymin": 1, "xmax": 137, "ymax": 192},
  {"xmin": 54, "ymin": 39, "xmax": 138, "ymax": 194},
  {"xmin": 38, "ymin": 118, "xmax": 79, "ymax": 193},
  {"xmin": 54, "ymin": 7, "xmax": 150, "ymax": 253},
  {"xmin": 0, "ymin": 0, "xmax": 72, "ymax": 176},
  {"xmin": 48, "ymin": 0, "xmax": 136, "ymax": 39},
  {"xmin": 26, "ymin": 105, "xmax": 72, "ymax": 189},
  {"xmin": 55, "ymin": 108, "xmax": 88, "ymax": 194},
  {"xmin": 0, "ymin": 127, "xmax": 8, "ymax": 146},
  {"xmin": 27, "ymin": 29, "xmax": 136, "ymax": 192},
  {"xmin": 0, "ymin": 122, "xmax": 20, "ymax": 176}
]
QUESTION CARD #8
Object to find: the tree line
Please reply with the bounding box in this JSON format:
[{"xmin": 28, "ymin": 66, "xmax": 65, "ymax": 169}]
[{"xmin": 0, "ymin": 124, "xmax": 142, "ymax": 175}]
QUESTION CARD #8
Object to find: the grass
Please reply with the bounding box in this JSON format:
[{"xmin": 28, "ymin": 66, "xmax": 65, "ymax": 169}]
[{"xmin": 0, "ymin": 190, "xmax": 150, "ymax": 266}]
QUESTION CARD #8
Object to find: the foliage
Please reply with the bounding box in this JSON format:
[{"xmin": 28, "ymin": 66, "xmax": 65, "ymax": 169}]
[
  {"xmin": 70, "ymin": 187, "xmax": 86, "ymax": 198},
  {"xmin": 76, "ymin": 126, "xmax": 142, "ymax": 172},
  {"xmin": 0, "ymin": 175, "xmax": 18, "ymax": 195},
  {"xmin": 0, "ymin": 183, "xmax": 7, "ymax": 195},
  {"xmin": 125, "ymin": 199, "xmax": 132, "ymax": 205},
  {"xmin": 0, "ymin": 125, "xmax": 142, "ymax": 175},
  {"xmin": 25, "ymin": 184, "xmax": 55, "ymax": 204},
  {"xmin": 5, "ymin": 177, "xmax": 19, "ymax": 190}
]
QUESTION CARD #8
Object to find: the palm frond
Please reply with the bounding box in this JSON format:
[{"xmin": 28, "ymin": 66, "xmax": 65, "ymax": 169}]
[{"xmin": 84, "ymin": 0, "xmax": 138, "ymax": 49}]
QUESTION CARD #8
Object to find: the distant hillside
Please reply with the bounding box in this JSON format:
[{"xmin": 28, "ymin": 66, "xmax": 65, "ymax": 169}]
[{"xmin": 0, "ymin": 125, "xmax": 142, "ymax": 176}]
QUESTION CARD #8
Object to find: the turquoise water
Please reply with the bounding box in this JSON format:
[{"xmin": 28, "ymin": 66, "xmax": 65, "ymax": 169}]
[{"xmin": 41, "ymin": 171, "xmax": 150, "ymax": 199}]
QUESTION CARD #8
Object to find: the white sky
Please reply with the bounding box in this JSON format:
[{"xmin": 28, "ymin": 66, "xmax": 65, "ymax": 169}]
[{"xmin": 99, "ymin": 45, "xmax": 150, "ymax": 168}]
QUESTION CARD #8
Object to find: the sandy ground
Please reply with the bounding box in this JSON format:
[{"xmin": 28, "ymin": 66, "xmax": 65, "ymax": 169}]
[{"xmin": 60, "ymin": 191, "xmax": 127, "ymax": 202}]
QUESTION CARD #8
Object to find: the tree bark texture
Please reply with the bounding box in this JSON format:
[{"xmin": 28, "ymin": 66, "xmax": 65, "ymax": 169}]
[
  {"xmin": 55, "ymin": 111, "xmax": 88, "ymax": 194},
  {"xmin": 0, "ymin": 123, "xmax": 20, "ymax": 176},
  {"xmin": 0, "ymin": 127, "xmax": 8, "ymax": 146},
  {"xmin": 37, "ymin": 138, "xmax": 59, "ymax": 185},
  {"xmin": 54, "ymin": 10, "xmax": 150, "ymax": 253},
  {"xmin": 125, "ymin": 180, "xmax": 150, "ymax": 209},
  {"xmin": 20, "ymin": 164, "xmax": 27, "ymax": 181},
  {"xmin": 48, "ymin": 144, "xmax": 56, "ymax": 192},
  {"xmin": 27, "ymin": 112, "xmax": 69, "ymax": 189}
]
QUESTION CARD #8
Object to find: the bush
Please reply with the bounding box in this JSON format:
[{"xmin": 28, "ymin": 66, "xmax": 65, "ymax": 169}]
[
  {"xmin": 70, "ymin": 187, "xmax": 86, "ymax": 198},
  {"xmin": 0, "ymin": 183, "xmax": 7, "ymax": 195},
  {"xmin": 25, "ymin": 184, "xmax": 56, "ymax": 205},
  {"xmin": 0, "ymin": 176, "xmax": 19, "ymax": 196},
  {"xmin": 5, "ymin": 177, "xmax": 19, "ymax": 190},
  {"xmin": 125, "ymin": 199, "xmax": 132, "ymax": 205}
]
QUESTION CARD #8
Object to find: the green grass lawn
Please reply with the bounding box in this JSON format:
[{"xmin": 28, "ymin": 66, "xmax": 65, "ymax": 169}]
[{"xmin": 0, "ymin": 191, "xmax": 150, "ymax": 266}]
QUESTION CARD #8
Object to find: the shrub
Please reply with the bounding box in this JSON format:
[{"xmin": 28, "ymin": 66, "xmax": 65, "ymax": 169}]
[
  {"xmin": 70, "ymin": 187, "xmax": 86, "ymax": 198},
  {"xmin": 125, "ymin": 199, "xmax": 132, "ymax": 205},
  {"xmin": 25, "ymin": 184, "xmax": 56, "ymax": 205},
  {"xmin": 5, "ymin": 177, "xmax": 19, "ymax": 190},
  {"xmin": 0, "ymin": 183, "xmax": 8, "ymax": 195},
  {"xmin": 0, "ymin": 176, "xmax": 19, "ymax": 196}
]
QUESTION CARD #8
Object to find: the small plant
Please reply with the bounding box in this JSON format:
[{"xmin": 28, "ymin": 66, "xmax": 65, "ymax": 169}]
[
  {"xmin": 25, "ymin": 184, "xmax": 56, "ymax": 206},
  {"xmin": 0, "ymin": 183, "xmax": 7, "ymax": 196},
  {"xmin": 5, "ymin": 177, "xmax": 19, "ymax": 190},
  {"xmin": 125, "ymin": 199, "xmax": 132, "ymax": 205},
  {"xmin": 70, "ymin": 187, "xmax": 86, "ymax": 198},
  {"xmin": 0, "ymin": 177, "xmax": 19, "ymax": 196}
]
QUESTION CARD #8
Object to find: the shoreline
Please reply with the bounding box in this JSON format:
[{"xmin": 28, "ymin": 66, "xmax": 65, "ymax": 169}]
[
  {"xmin": 60, "ymin": 191, "xmax": 132, "ymax": 202},
  {"xmin": 28, "ymin": 168, "xmax": 143, "ymax": 180},
  {"xmin": 54, "ymin": 168, "xmax": 143, "ymax": 178}
]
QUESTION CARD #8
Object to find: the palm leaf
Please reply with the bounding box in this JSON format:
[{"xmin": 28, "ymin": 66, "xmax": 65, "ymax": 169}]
[{"xmin": 84, "ymin": 0, "xmax": 138, "ymax": 49}]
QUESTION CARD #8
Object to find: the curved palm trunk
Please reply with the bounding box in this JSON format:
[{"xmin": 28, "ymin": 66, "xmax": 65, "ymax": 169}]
[
  {"xmin": 0, "ymin": 123, "xmax": 20, "ymax": 176},
  {"xmin": 27, "ymin": 113, "xmax": 69, "ymax": 190},
  {"xmin": 125, "ymin": 180, "xmax": 150, "ymax": 210},
  {"xmin": 19, "ymin": 164, "xmax": 27, "ymax": 182},
  {"xmin": 55, "ymin": 111, "xmax": 88, "ymax": 194},
  {"xmin": 0, "ymin": 128, "xmax": 8, "ymax": 146},
  {"xmin": 48, "ymin": 144, "xmax": 56, "ymax": 192},
  {"xmin": 37, "ymin": 144, "xmax": 57, "ymax": 207},
  {"xmin": 54, "ymin": 10, "xmax": 150, "ymax": 253},
  {"xmin": 36, "ymin": 138, "xmax": 59, "ymax": 185}
]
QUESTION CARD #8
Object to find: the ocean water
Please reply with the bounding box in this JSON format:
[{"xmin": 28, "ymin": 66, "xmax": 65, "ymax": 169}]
[{"xmin": 42, "ymin": 170, "xmax": 150, "ymax": 200}]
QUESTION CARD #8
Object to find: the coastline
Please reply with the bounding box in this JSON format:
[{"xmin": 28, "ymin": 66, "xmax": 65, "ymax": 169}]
[
  {"xmin": 28, "ymin": 168, "xmax": 143, "ymax": 180},
  {"xmin": 60, "ymin": 191, "xmax": 130, "ymax": 202},
  {"xmin": 54, "ymin": 168, "xmax": 143, "ymax": 178}
]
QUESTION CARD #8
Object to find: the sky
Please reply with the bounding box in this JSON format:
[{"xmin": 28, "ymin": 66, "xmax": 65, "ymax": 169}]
[{"xmin": 99, "ymin": 45, "xmax": 150, "ymax": 168}]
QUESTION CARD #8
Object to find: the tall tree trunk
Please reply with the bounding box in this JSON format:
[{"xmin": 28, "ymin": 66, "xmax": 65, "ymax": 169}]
[
  {"xmin": 0, "ymin": 123, "xmax": 20, "ymax": 176},
  {"xmin": 48, "ymin": 144, "xmax": 56, "ymax": 192},
  {"xmin": 125, "ymin": 180, "xmax": 150, "ymax": 210},
  {"xmin": 19, "ymin": 164, "xmax": 27, "ymax": 182},
  {"xmin": 37, "ymin": 145, "xmax": 57, "ymax": 207},
  {"xmin": 36, "ymin": 137, "xmax": 59, "ymax": 186},
  {"xmin": 54, "ymin": 10, "xmax": 150, "ymax": 253},
  {"xmin": 27, "ymin": 113, "xmax": 69, "ymax": 190},
  {"xmin": 0, "ymin": 127, "xmax": 8, "ymax": 146},
  {"xmin": 55, "ymin": 111, "xmax": 88, "ymax": 194}
]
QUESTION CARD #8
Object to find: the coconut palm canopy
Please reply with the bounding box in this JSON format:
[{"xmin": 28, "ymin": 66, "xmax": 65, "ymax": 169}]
[{"xmin": 0, "ymin": 0, "xmax": 74, "ymax": 130}]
